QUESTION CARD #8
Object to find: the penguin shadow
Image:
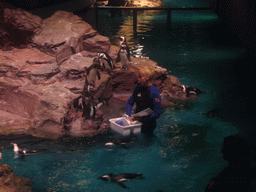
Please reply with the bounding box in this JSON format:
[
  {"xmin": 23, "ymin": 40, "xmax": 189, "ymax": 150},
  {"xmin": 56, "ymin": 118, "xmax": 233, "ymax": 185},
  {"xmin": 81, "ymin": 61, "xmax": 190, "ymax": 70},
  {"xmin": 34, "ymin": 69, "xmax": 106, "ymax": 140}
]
[{"xmin": 200, "ymin": 107, "xmax": 221, "ymax": 118}]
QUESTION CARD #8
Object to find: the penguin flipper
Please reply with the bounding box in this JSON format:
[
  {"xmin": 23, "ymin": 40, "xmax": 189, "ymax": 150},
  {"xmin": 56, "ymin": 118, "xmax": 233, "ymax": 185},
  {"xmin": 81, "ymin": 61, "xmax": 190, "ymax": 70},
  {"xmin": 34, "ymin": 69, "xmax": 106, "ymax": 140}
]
[{"xmin": 117, "ymin": 182, "xmax": 128, "ymax": 189}]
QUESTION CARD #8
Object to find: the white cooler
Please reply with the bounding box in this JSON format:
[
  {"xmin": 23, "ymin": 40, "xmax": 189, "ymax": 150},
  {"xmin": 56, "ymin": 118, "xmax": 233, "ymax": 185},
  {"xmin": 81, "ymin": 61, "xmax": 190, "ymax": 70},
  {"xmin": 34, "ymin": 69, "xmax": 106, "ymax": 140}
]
[{"xmin": 109, "ymin": 117, "xmax": 142, "ymax": 136}]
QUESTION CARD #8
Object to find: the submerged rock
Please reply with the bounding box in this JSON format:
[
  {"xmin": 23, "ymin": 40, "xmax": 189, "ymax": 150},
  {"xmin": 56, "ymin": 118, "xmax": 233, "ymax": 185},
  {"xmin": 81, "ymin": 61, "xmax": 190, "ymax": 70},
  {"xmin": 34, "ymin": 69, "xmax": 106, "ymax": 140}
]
[{"xmin": 0, "ymin": 164, "xmax": 32, "ymax": 192}]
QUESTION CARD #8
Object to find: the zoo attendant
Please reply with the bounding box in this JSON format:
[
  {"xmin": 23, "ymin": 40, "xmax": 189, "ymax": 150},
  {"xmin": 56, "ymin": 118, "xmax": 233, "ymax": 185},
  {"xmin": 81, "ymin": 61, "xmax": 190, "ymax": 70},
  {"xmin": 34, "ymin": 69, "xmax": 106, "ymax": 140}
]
[{"xmin": 126, "ymin": 66, "xmax": 161, "ymax": 137}]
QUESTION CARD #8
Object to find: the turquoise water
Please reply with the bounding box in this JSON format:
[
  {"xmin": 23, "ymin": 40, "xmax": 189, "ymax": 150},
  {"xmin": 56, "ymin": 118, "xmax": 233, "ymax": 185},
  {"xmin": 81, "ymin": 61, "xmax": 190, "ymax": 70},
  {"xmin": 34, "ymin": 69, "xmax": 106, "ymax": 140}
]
[{"xmin": 1, "ymin": 1, "xmax": 255, "ymax": 191}]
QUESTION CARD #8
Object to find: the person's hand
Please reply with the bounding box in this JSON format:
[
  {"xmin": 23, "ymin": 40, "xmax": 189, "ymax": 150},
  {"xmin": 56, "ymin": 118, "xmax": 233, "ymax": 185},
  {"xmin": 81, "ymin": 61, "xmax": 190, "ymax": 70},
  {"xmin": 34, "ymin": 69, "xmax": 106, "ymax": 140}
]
[
  {"xmin": 132, "ymin": 116, "xmax": 142, "ymax": 121},
  {"xmin": 127, "ymin": 116, "xmax": 135, "ymax": 122}
]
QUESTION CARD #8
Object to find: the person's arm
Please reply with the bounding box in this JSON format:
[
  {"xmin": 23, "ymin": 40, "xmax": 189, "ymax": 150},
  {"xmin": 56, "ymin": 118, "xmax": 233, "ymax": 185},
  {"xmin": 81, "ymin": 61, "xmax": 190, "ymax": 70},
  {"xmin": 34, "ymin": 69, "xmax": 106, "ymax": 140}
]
[
  {"xmin": 149, "ymin": 89, "xmax": 161, "ymax": 119},
  {"xmin": 126, "ymin": 90, "xmax": 135, "ymax": 117}
]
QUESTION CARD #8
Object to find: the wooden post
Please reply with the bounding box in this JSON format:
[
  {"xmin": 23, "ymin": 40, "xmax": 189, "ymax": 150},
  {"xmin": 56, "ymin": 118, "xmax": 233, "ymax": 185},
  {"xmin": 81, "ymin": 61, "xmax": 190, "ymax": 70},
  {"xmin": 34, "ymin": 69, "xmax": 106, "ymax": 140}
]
[
  {"xmin": 167, "ymin": 9, "xmax": 171, "ymax": 28},
  {"xmin": 133, "ymin": 9, "xmax": 137, "ymax": 33}
]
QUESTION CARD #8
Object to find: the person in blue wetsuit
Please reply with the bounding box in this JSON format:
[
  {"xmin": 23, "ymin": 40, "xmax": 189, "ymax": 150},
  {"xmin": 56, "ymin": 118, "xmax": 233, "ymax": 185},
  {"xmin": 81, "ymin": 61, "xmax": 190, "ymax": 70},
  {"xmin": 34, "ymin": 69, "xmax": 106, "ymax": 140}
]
[{"xmin": 126, "ymin": 66, "xmax": 161, "ymax": 137}]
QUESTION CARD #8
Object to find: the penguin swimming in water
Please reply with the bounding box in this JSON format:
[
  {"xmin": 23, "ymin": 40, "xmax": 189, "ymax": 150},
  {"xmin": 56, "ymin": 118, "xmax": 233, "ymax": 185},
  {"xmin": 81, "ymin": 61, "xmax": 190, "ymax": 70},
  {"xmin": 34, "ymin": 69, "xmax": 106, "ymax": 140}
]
[
  {"xmin": 204, "ymin": 107, "xmax": 220, "ymax": 118},
  {"xmin": 105, "ymin": 137, "xmax": 138, "ymax": 149},
  {"xmin": 181, "ymin": 85, "xmax": 205, "ymax": 97},
  {"xmin": 116, "ymin": 36, "xmax": 131, "ymax": 70},
  {"xmin": 0, "ymin": 146, "xmax": 4, "ymax": 160},
  {"xmin": 98, "ymin": 52, "xmax": 116, "ymax": 72},
  {"xmin": 98, "ymin": 173, "xmax": 144, "ymax": 188},
  {"xmin": 11, "ymin": 143, "xmax": 47, "ymax": 158}
]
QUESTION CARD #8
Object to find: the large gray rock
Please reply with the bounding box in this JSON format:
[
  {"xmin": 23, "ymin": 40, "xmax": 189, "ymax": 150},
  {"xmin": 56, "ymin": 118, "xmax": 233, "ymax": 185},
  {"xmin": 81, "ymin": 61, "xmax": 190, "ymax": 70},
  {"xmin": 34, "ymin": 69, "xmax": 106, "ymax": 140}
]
[
  {"xmin": 32, "ymin": 11, "xmax": 111, "ymax": 64},
  {"xmin": 0, "ymin": 48, "xmax": 56, "ymax": 79},
  {"xmin": 22, "ymin": 82, "xmax": 78, "ymax": 139}
]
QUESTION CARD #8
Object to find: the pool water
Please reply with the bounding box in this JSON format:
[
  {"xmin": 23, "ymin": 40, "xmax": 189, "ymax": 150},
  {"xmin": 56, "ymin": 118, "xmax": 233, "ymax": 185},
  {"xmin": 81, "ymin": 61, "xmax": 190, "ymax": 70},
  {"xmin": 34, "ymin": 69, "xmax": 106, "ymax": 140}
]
[{"xmin": 1, "ymin": 1, "xmax": 255, "ymax": 191}]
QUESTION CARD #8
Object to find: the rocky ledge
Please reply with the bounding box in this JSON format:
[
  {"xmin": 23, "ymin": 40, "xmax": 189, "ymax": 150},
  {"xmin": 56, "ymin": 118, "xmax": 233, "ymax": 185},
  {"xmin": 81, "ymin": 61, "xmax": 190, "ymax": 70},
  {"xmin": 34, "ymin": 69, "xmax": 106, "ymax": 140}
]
[
  {"xmin": 0, "ymin": 164, "xmax": 32, "ymax": 192},
  {"xmin": 0, "ymin": 2, "xmax": 199, "ymax": 139}
]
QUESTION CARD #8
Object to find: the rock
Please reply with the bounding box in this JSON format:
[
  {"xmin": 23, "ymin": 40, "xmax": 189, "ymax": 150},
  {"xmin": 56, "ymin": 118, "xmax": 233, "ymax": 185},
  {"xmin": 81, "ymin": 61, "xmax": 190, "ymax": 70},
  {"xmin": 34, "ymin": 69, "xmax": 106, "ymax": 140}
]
[
  {"xmin": 0, "ymin": 7, "xmax": 198, "ymax": 140},
  {"xmin": 0, "ymin": 164, "xmax": 32, "ymax": 192},
  {"xmin": 82, "ymin": 34, "xmax": 111, "ymax": 53},
  {"xmin": 0, "ymin": 111, "xmax": 31, "ymax": 135},
  {"xmin": 32, "ymin": 11, "xmax": 111, "ymax": 64},
  {"xmin": 0, "ymin": 48, "xmax": 56, "ymax": 79},
  {"xmin": 0, "ymin": 2, "xmax": 42, "ymax": 50},
  {"xmin": 64, "ymin": 108, "xmax": 109, "ymax": 137},
  {"xmin": 58, "ymin": 53, "xmax": 94, "ymax": 81},
  {"xmin": 22, "ymin": 82, "xmax": 78, "ymax": 139},
  {"xmin": 30, "ymin": 62, "xmax": 60, "ymax": 84}
]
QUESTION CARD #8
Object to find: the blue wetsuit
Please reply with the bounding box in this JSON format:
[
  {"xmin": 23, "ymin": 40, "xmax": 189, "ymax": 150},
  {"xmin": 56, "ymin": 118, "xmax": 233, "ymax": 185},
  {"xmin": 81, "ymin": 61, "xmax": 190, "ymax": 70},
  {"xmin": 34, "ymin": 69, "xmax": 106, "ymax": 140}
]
[{"xmin": 126, "ymin": 85, "xmax": 161, "ymax": 136}]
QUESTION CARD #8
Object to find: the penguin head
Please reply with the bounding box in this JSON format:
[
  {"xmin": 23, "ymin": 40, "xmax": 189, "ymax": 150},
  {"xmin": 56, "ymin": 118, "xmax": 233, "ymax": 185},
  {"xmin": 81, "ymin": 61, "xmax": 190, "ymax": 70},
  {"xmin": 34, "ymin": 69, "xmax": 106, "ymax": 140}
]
[
  {"xmin": 119, "ymin": 36, "xmax": 126, "ymax": 44},
  {"xmin": 98, "ymin": 52, "xmax": 106, "ymax": 59},
  {"xmin": 11, "ymin": 143, "xmax": 19, "ymax": 152},
  {"xmin": 98, "ymin": 174, "xmax": 113, "ymax": 181}
]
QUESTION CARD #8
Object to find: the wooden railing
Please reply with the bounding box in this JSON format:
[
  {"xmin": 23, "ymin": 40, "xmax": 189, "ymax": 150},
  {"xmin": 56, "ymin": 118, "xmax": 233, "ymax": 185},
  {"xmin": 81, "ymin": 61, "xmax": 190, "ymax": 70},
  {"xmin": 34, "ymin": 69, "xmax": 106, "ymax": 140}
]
[{"xmin": 92, "ymin": 6, "xmax": 212, "ymax": 33}]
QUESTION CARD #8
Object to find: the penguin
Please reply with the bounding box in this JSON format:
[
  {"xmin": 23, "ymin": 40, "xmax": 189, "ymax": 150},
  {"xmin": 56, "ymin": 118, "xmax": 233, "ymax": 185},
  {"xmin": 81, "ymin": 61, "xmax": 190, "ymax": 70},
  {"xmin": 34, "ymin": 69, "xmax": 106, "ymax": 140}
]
[
  {"xmin": 98, "ymin": 173, "xmax": 144, "ymax": 188},
  {"xmin": 105, "ymin": 137, "xmax": 138, "ymax": 149},
  {"xmin": 73, "ymin": 95, "xmax": 83, "ymax": 111},
  {"xmin": 11, "ymin": 143, "xmax": 47, "ymax": 156},
  {"xmin": 181, "ymin": 85, "xmax": 205, "ymax": 97},
  {"xmin": 0, "ymin": 146, "xmax": 4, "ymax": 160},
  {"xmin": 81, "ymin": 91, "xmax": 95, "ymax": 118},
  {"xmin": 98, "ymin": 52, "xmax": 116, "ymax": 71},
  {"xmin": 116, "ymin": 36, "xmax": 131, "ymax": 70},
  {"xmin": 205, "ymin": 107, "xmax": 220, "ymax": 118},
  {"xmin": 86, "ymin": 59, "xmax": 101, "ymax": 93},
  {"xmin": 81, "ymin": 78, "xmax": 105, "ymax": 119}
]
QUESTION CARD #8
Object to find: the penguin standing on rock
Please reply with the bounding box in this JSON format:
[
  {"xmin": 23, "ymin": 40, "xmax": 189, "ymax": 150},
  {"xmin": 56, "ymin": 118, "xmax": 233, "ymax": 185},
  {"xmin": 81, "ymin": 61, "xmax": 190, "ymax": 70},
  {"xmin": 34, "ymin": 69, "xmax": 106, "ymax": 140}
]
[
  {"xmin": 77, "ymin": 59, "xmax": 105, "ymax": 119},
  {"xmin": 98, "ymin": 173, "xmax": 144, "ymax": 188},
  {"xmin": 98, "ymin": 52, "xmax": 116, "ymax": 71},
  {"xmin": 86, "ymin": 58, "xmax": 101, "ymax": 92},
  {"xmin": 116, "ymin": 36, "xmax": 131, "ymax": 70}
]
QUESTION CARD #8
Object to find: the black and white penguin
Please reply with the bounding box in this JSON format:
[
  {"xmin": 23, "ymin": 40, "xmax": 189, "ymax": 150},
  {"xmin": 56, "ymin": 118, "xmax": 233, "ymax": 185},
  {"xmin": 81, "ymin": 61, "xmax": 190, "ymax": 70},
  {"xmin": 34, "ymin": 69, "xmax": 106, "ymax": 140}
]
[
  {"xmin": 86, "ymin": 59, "xmax": 101, "ymax": 92},
  {"xmin": 73, "ymin": 95, "xmax": 83, "ymax": 111},
  {"xmin": 80, "ymin": 61, "xmax": 105, "ymax": 119},
  {"xmin": 205, "ymin": 107, "xmax": 220, "ymax": 118},
  {"xmin": 0, "ymin": 146, "xmax": 4, "ymax": 160},
  {"xmin": 98, "ymin": 173, "xmax": 144, "ymax": 188},
  {"xmin": 11, "ymin": 143, "xmax": 47, "ymax": 156},
  {"xmin": 181, "ymin": 85, "xmax": 205, "ymax": 97},
  {"xmin": 98, "ymin": 52, "xmax": 116, "ymax": 71},
  {"xmin": 105, "ymin": 137, "xmax": 138, "ymax": 149},
  {"xmin": 116, "ymin": 36, "xmax": 131, "ymax": 70}
]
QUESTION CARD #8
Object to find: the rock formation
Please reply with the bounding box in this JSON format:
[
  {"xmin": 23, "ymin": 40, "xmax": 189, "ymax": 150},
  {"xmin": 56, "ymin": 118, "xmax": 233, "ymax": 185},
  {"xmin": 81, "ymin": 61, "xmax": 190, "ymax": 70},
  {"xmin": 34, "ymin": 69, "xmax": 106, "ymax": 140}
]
[
  {"xmin": 0, "ymin": 164, "xmax": 32, "ymax": 192},
  {"xmin": 0, "ymin": 2, "xmax": 198, "ymax": 139}
]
